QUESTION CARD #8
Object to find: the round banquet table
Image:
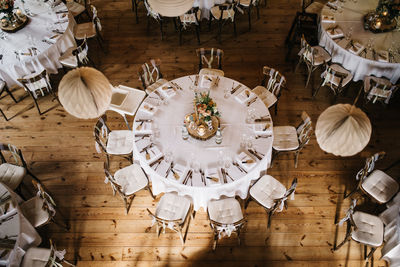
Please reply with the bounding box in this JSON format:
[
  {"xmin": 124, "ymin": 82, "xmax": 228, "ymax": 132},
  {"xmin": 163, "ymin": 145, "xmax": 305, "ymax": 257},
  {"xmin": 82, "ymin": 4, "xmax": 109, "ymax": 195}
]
[
  {"xmin": 132, "ymin": 74, "xmax": 273, "ymax": 211},
  {"xmin": 319, "ymin": 0, "xmax": 400, "ymax": 83},
  {"xmin": 0, "ymin": 183, "xmax": 42, "ymax": 267},
  {"xmin": 0, "ymin": 0, "xmax": 76, "ymax": 87},
  {"xmin": 193, "ymin": 0, "xmax": 231, "ymax": 19}
]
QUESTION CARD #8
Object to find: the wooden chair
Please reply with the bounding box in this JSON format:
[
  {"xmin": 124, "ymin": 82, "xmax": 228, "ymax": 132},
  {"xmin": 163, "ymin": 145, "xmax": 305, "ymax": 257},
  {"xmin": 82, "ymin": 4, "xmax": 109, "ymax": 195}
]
[
  {"xmin": 147, "ymin": 192, "xmax": 194, "ymax": 246},
  {"xmin": 295, "ymin": 35, "xmax": 331, "ymax": 89},
  {"xmin": 345, "ymin": 152, "xmax": 399, "ymax": 204},
  {"xmin": 207, "ymin": 197, "xmax": 245, "ymax": 251},
  {"xmin": 363, "ymin": 76, "xmax": 398, "ymax": 106},
  {"xmin": 334, "ymin": 199, "xmax": 384, "ymax": 266},
  {"xmin": 176, "ymin": 7, "xmax": 201, "ymax": 45},
  {"xmin": 21, "ymin": 239, "xmax": 75, "ymax": 267},
  {"xmin": 209, "ymin": 2, "xmax": 238, "ymax": 44},
  {"xmin": 0, "ymin": 143, "xmax": 40, "ymax": 193},
  {"xmin": 94, "ymin": 114, "xmax": 133, "ymax": 166},
  {"xmin": 196, "ymin": 48, "xmax": 224, "ymax": 76},
  {"xmin": 104, "ymin": 162, "xmax": 154, "ymax": 214},
  {"xmin": 0, "ymin": 79, "xmax": 19, "ymax": 121},
  {"xmin": 17, "ymin": 69, "xmax": 60, "ymax": 116},
  {"xmin": 73, "ymin": 5, "xmax": 105, "ymax": 52},
  {"xmin": 271, "ymin": 111, "xmax": 312, "ymax": 168},
  {"xmin": 252, "ymin": 66, "xmax": 286, "ymax": 115},
  {"xmin": 238, "ymin": 0, "xmax": 260, "ymax": 31},
  {"xmin": 144, "ymin": 0, "xmax": 166, "ymax": 40},
  {"xmin": 302, "ymin": 0, "xmax": 325, "ymax": 14},
  {"xmin": 132, "ymin": 0, "xmax": 143, "ymax": 24},
  {"xmin": 245, "ymin": 176, "xmax": 297, "ymax": 228},
  {"xmin": 313, "ymin": 62, "xmax": 353, "ymax": 100},
  {"xmin": 20, "ymin": 180, "xmax": 70, "ymax": 230},
  {"xmin": 65, "ymin": 0, "xmax": 91, "ymax": 20},
  {"xmin": 138, "ymin": 59, "xmax": 168, "ymax": 94},
  {"xmin": 59, "ymin": 38, "xmax": 95, "ymax": 69}
]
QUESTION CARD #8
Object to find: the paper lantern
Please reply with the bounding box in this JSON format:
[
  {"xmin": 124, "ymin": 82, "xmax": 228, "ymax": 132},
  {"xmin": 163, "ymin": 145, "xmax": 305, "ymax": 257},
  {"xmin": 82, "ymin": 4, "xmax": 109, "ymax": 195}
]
[
  {"xmin": 58, "ymin": 67, "xmax": 112, "ymax": 119},
  {"xmin": 147, "ymin": 0, "xmax": 194, "ymax": 17},
  {"xmin": 315, "ymin": 104, "xmax": 372, "ymax": 157}
]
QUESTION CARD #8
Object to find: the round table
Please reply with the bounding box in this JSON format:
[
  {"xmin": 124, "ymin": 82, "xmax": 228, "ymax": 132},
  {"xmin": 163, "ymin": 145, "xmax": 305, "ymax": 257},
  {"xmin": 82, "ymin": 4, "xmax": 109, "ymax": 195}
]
[
  {"xmin": 0, "ymin": 183, "xmax": 41, "ymax": 267},
  {"xmin": 132, "ymin": 75, "xmax": 273, "ymax": 211},
  {"xmin": 0, "ymin": 0, "xmax": 76, "ymax": 87},
  {"xmin": 319, "ymin": 0, "xmax": 400, "ymax": 83},
  {"xmin": 193, "ymin": 0, "xmax": 230, "ymax": 19}
]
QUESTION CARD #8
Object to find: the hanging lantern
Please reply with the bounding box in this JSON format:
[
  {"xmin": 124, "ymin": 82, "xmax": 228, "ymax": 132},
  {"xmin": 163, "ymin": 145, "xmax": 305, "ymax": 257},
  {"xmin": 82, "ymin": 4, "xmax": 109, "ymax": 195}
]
[
  {"xmin": 58, "ymin": 67, "xmax": 112, "ymax": 119},
  {"xmin": 315, "ymin": 104, "xmax": 372, "ymax": 157}
]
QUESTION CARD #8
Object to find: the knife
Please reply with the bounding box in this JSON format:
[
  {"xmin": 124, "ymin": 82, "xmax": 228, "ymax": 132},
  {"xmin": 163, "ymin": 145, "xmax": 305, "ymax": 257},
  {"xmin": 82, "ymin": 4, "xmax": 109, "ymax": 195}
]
[
  {"xmin": 247, "ymin": 97, "xmax": 257, "ymax": 107},
  {"xmin": 150, "ymin": 156, "xmax": 164, "ymax": 167},
  {"xmin": 248, "ymin": 149, "xmax": 262, "ymax": 160},
  {"xmin": 231, "ymin": 84, "xmax": 241, "ymax": 94}
]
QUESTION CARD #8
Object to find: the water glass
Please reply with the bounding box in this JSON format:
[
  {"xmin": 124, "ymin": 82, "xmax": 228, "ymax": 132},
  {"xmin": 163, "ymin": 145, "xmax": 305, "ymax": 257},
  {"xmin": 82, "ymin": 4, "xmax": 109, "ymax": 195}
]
[{"xmin": 224, "ymin": 88, "xmax": 230, "ymax": 99}]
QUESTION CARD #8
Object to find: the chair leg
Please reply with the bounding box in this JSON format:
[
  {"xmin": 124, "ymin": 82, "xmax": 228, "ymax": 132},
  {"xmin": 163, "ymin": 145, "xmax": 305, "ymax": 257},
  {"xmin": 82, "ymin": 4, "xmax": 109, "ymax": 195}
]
[
  {"xmin": 305, "ymin": 67, "xmax": 313, "ymax": 89},
  {"xmin": 334, "ymin": 234, "xmax": 350, "ymax": 251},
  {"xmin": 244, "ymin": 196, "xmax": 251, "ymax": 209},
  {"xmin": 274, "ymin": 102, "xmax": 278, "ymax": 115},
  {"xmin": 248, "ymin": 7, "xmax": 252, "ymax": 31},
  {"xmin": 177, "ymin": 227, "xmax": 185, "ymax": 246},
  {"xmin": 313, "ymin": 81, "xmax": 323, "ymax": 97},
  {"xmin": 147, "ymin": 185, "xmax": 155, "ymax": 199},
  {"xmin": 3, "ymin": 86, "xmax": 18, "ymax": 103},
  {"xmin": 122, "ymin": 114, "xmax": 131, "ymax": 130},
  {"xmin": 195, "ymin": 25, "xmax": 200, "ymax": 45},
  {"xmin": 267, "ymin": 210, "xmax": 273, "ymax": 228},
  {"xmin": 27, "ymin": 169, "xmax": 41, "ymax": 183},
  {"xmin": 237, "ymin": 227, "xmax": 241, "ymax": 245},
  {"xmin": 233, "ymin": 19, "xmax": 237, "ymax": 37},
  {"xmin": 159, "ymin": 19, "xmax": 164, "ymax": 40},
  {"xmin": 179, "ymin": 25, "xmax": 182, "ymax": 46},
  {"xmin": 256, "ymin": 5, "xmax": 260, "ymax": 19},
  {"xmin": 124, "ymin": 195, "xmax": 134, "ymax": 214},
  {"xmin": 294, "ymin": 58, "xmax": 302, "ymax": 74},
  {"xmin": 218, "ymin": 21, "xmax": 222, "ymax": 43},
  {"xmin": 0, "ymin": 108, "xmax": 9, "ymax": 121},
  {"xmin": 212, "ymin": 231, "xmax": 218, "ymax": 251},
  {"xmin": 32, "ymin": 97, "xmax": 42, "ymax": 115},
  {"xmin": 294, "ymin": 150, "xmax": 300, "ymax": 168}
]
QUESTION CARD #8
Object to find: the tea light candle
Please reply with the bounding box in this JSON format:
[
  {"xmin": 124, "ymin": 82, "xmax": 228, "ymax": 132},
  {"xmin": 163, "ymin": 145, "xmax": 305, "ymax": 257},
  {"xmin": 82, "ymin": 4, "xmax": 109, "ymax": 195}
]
[
  {"xmin": 382, "ymin": 11, "xmax": 388, "ymax": 16},
  {"xmin": 375, "ymin": 20, "xmax": 381, "ymax": 29},
  {"xmin": 16, "ymin": 9, "xmax": 22, "ymax": 16}
]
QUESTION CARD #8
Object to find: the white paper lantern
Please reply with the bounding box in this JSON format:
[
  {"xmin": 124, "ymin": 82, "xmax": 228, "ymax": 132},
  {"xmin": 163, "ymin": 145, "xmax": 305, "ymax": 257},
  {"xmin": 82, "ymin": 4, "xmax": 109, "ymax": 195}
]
[
  {"xmin": 58, "ymin": 67, "xmax": 112, "ymax": 119},
  {"xmin": 315, "ymin": 104, "xmax": 372, "ymax": 157}
]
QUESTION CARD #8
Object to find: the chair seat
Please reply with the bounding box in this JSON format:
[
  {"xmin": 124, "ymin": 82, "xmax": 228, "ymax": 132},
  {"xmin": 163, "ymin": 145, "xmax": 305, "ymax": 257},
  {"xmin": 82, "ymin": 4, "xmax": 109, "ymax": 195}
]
[
  {"xmin": 74, "ymin": 22, "xmax": 96, "ymax": 40},
  {"xmin": 114, "ymin": 164, "xmax": 148, "ymax": 195},
  {"xmin": 211, "ymin": 6, "xmax": 235, "ymax": 20},
  {"xmin": 20, "ymin": 196, "xmax": 50, "ymax": 228},
  {"xmin": 156, "ymin": 193, "xmax": 191, "ymax": 222},
  {"xmin": 305, "ymin": 2, "xmax": 324, "ymax": 13},
  {"xmin": 364, "ymin": 76, "xmax": 392, "ymax": 93},
  {"xmin": 312, "ymin": 46, "xmax": 332, "ymax": 66},
  {"xmin": 109, "ymin": 85, "xmax": 146, "ymax": 116},
  {"xmin": 273, "ymin": 126, "xmax": 299, "ymax": 151},
  {"xmin": 0, "ymin": 163, "xmax": 26, "ymax": 190},
  {"xmin": 250, "ymin": 175, "xmax": 286, "ymax": 209},
  {"xmin": 252, "ymin": 86, "xmax": 277, "ymax": 108},
  {"xmin": 322, "ymin": 63, "xmax": 353, "ymax": 87},
  {"xmin": 66, "ymin": 1, "xmax": 86, "ymax": 17},
  {"xmin": 199, "ymin": 68, "xmax": 224, "ymax": 77},
  {"xmin": 351, "ymin": 211, "xmax": 384, "ymax": 247},
  {"xmin": 179, "ymin": 10, "xmax": 201, "ymax": 24},
  {"xmin": 361, "ymin": 170, "xmax": 399, "ymax": 203},
  {"xmin": 59, "ymin": 47, "xmax": 78, "ymax": 68},
  {"xmin": 21, "ymin": 247, "xmax": 52, "ymax": 267},
  {"xmin": 208, "ymin": 198, "xmax": 243, "ymax": 224},
  {"xmin": 106, "ymin": 130, "xmax": 133, "ymax": 155},
  {"xmin": 145, "ymin": 78, "xmax": 169, "ymax": 95}
]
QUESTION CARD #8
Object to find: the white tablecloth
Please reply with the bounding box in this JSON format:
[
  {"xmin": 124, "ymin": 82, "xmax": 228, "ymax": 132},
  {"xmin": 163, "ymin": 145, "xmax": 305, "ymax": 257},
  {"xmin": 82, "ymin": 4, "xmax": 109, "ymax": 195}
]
[
  {"xmin": 0, "ymin": 183, "xmax": 41, "ymax": 267},
  {"xmin": 193, "ymin": 0, "xmax": 230, "ymax": 19},
  {"xmin": 132, "ymin": 75, "xmax": 273, "ymax": 211},
  {"xmin": 319, "ymin": 0, "xmax": 400, "ymax": 83},
  {"xmin": 0, "ymin": 0, "xmax": 76, "ymax": 87}
]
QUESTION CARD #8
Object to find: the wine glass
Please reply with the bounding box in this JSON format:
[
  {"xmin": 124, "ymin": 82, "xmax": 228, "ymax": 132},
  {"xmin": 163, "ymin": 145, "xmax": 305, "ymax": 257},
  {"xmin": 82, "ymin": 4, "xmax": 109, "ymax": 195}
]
[{"xmin": 240, "ymin": 134, "xmax": 248, "ymax": 148}]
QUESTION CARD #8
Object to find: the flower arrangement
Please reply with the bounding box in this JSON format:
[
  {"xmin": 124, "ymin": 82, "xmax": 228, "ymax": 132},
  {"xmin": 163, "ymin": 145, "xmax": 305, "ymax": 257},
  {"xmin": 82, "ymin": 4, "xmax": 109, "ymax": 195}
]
[
  {"xmin": 0, "ymin": 0, "xmax": 14, "ymax": 14},
  {"xmin": 194, "ymin": 91, "xmax": 220, "ymax": 122}
]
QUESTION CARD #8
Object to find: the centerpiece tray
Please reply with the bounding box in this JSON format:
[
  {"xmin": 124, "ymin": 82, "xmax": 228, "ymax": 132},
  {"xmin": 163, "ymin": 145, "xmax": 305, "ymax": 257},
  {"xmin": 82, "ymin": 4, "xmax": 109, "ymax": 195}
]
[
  {"xmin": 185, "ymin": 114, "xmax": 219, "ymax": 141},
  {"xmin": 1, "ymin": 15, "xmax": 28, "ymax": 33}
]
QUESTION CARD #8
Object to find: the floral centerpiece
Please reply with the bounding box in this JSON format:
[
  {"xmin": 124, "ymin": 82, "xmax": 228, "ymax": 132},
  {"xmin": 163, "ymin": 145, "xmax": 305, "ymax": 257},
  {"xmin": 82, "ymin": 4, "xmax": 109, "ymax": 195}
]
[
  {"xmin": 0, "ymin": 0, "xmax": 14, "ymax": 15},
  {"xmin": 194, "ymin": 91, "xmax": 220, "ymax": 122},
  {"xmin": 0, "ymin": 0, "xmax": 27, "ymax": 32}
]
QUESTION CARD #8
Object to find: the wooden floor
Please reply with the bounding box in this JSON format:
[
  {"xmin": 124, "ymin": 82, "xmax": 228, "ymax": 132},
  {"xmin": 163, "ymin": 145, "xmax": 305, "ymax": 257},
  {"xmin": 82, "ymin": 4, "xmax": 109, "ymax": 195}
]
[{"xmin": 1, "ymin": 0, "xmax": 400, "ymax": 266}]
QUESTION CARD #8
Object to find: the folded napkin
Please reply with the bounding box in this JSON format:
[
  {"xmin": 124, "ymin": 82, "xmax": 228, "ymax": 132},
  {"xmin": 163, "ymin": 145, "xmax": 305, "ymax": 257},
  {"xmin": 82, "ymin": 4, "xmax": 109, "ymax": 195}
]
[
  {"xmin": 205, "ymin": 168, "xmax": 221, "ymax": 186},
  {"xmin": 377, "ymin": 50, "xmax": 389, "ymax": 62},
  {"xmin": 321, "ymin": 15, "xmax": 335, "ymax": 23},
  {"xmin": 347, "ymin": 41, "xmax": 365, "ymax": 56},
  {"xmin": 327, "ymin": 27, "xmax": 344, "ymax": 39},
  {"xmin": 140, "ymin": 101, "xmax": 157, "ymax": 116},
  {"xmin": 142, "ymin": 145, "xmax": 163, "ymax": 165},
  {"xmin": 236, "ymin": 152, "xmax": 256, "ymax": 171},
  {"xmin": 17, "ymin": 49, "xmax": 34, "ymax": 60},
  {"xmin": 165, "ymin": 162, "xmax": 186, "ymax": 181},
  {"xmin": 0, "ymin": 198, "xmax": 15, "ymax": 216},
  {"xmin": 200, "ymin": 75, "xmax": 215, "ymax": 89},
  {"xmin": 235, "ymin": 88, "xmax": 256, "ymax": 104},
  {"xmin": 44, "ymin": 33, "xmax": 62, "ymax": 44},
  {"xmin": 253, "ymin": 122, "xmax": 273, "ymax": 135},
  {"xmin": 159, "ymin": 84, "xmax": 176, "ymax": 98},
  {"xmin": 133, "ymin": 121, "xmax": 152, "ymax": 135}
]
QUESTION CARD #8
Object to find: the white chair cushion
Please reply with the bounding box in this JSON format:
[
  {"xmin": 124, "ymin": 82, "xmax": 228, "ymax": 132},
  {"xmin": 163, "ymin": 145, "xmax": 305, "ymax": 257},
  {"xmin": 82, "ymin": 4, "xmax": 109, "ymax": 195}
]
[
  {"xmin": 361, "ymin": 170, "xmax": 399, "ymax": 203},
  {"xmin": 199, "ymin": 68, "xmax": 224, "ymax": 77},
  {"xmin": 21, "ymin": 247, "xmax": 52, "ymax": 267},
  {"xmin": 239, "ymin": 0, "xmax": 257, "ymax": 6},
  {"xmin": 0, "ymin": 163, "xmax": 26, "ymax": 190},
  {"xmin": 305, "ymin": 2, "xmax": 324, "ymax": 13},
  {"xmin": 109, "ymin": 85, "xmax": 146, "ymax": 116},
  {"xmin": 114, "ymin": 164, "xmax": 148, "ymax": 195},
  {"xmin": 311, "ymin": 46, "xmax": 331, "ymax": 66},
  {"xmin": 211, "ymin": 6, "xmax": 235, "ymax": 20},
  {"xmin": 59, "ymin": 47, "xmax": 78, "ymax": 68},
  {"xmin": 273, "ymin": 126, "xmax": 299, "ymax": 151},
  {"xmin": 20, "ymin": 196, "xmax": 50, "ymax": 228},
  {"xmin": 145, "ymin": 78, "xmax": 169, "ymax": 95},
  {"xmin": 74, "ymin": 22, "xmax": 96, "ymax": 40},
  {"xmin": 351, "ymin": 211, "xmax": 384, "ymax": 247},
  {"xmin": 179, "ymin": 10, "xmax": 201, "ymax": 23},
  {"xmin": 250, "ymin": 175, "xmax": 286, "ymax": 209},
  {"xmin": 208, "ymin": 198, "xmax": 243, "ymax": 224},
  {"xmin": 66, "ymin": 1, "xmax": 86, "ymax": 17},
  {"xmin": 156, "ymin": 193, "xmax": 191, "ymax": 222},
  {"xmin": 106, "ymin": 130, "xmax": 133, "ymax": 155},
  {"xmin": 364, "ymin": 76, "xmax": 392, "ymax": 93},
  {"xmin": 322, "ymin": 63, "xmax": 353, "ymax": 87},
  {"xmin": 252, "ymin": 86, "xmax": 277, "ymax": 108}
]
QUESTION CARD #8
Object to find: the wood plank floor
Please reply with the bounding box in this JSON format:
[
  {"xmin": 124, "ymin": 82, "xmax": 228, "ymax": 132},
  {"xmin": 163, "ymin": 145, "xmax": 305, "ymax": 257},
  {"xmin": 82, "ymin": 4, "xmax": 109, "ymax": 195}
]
[{"xmin": 1, "ymin": 0, "xmax": 400, "ymax": 266}]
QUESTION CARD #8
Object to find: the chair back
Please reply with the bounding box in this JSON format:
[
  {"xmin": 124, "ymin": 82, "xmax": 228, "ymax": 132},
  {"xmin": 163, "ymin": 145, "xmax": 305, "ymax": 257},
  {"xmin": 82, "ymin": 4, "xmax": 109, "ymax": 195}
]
[
  {"xmin": 138, "ymin": 59, "xmax": 163, "ymax": 89},
  {"xmin": 367, "ymin": 78, "xmax": 397, "ymax": 104},
  {"xmin": 178, "ymin": 7, "xmax": 200, "ymax": 26},
  {"xmin": 337, "ymin": 199, "xmax": 358, "ymax": 228},
  {"xmin": 216, "ymin": 2, "xmax": 237, "ymax": 21},
  {"xmin": 17, "ymin": 69, "xmax": 52, "ymax": 99},
  {"xmin": 209, "ymin": 217, "xmax": 246, "ymax": 239},
  {"xmin": 272, "ymin": 178, "xmax": 298, "ymax": 213},
  {"xmin": 196, "ymin": 48, "xmax": 224, "ymax": 71},
  {"xmin": 32, "ymin": 180, "xmax": 57, "ymax": 218},
  {"xmin": 321, "ymin": 63, "xmax": 348, "ymax": 90},
  {"xmin": 72, "ymin": 38, "xmax": 90, "ymax": 67},
  {"xmin": 296, "ymin": 111, "xmax": 313, "ymax": 148},
  {"xmin": 300, "ymin": 35, "xmax": 316, "ymax": 66},
  {"xmin": 91, "ymin": 5, "xmax": 102, "ymax": 32},
  {"xmin": 262, "ymin": 66, "xmax": 286, "ymax": 97},
  {"xmin": 356, "ymin": 151, "xmax": 385, "ymax": 183},
  {"xmin": 94, "ymin": 115, "xmax": 110, "ymax": 153},
  {"xmin": 0, "ymin": 143, "xmax": 26, "ymax": 168},
  {"xmin": 103, "ymin": 162, "xmax": 126, "ymax": 196},
  {"xmin": 144, "ymin": 0, "xmax": 161, "ymax": 20}
]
